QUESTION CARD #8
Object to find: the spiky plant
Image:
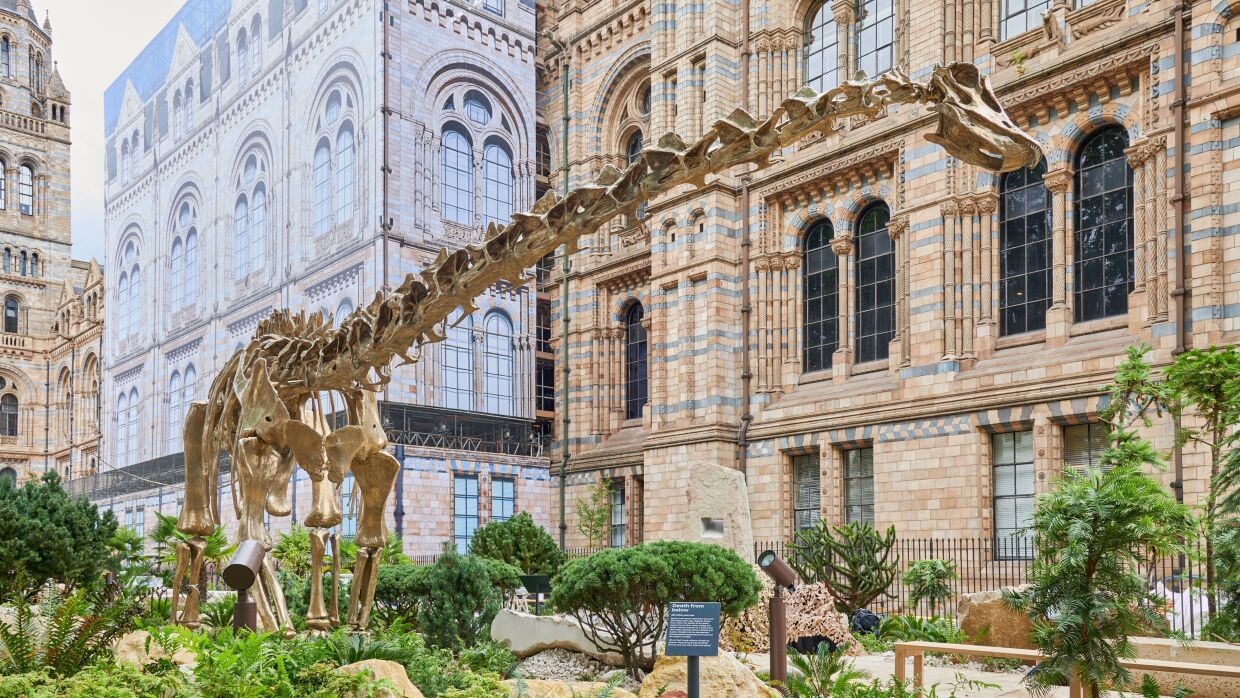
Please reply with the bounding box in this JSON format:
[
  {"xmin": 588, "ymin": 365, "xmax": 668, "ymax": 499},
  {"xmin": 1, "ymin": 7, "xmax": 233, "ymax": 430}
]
[
  {"xmin": 785, "ymin": 644, "xmax": 870, "ymax": 697},
  {"xmin": 786, "ymin": 520, "xmax": 899, "ymax": 615}
]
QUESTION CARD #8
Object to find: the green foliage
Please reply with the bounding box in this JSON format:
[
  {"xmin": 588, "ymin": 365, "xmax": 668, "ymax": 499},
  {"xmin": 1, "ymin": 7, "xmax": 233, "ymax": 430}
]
[
  {"xmin": 269, "ymin": 524, "xmax": 314, "ymax": 577},
  {"xmin": 315, "ymin": 631, "xmax": 414, "ymax": 666},
  {"xmin": 0, "ymin": 663, "xmax": 188, "ymax": 698},
  {"xmin": 1203, "ymin": 518, "xmax": 1240, "ymax": 641},
  {"xmin": 787, "ymin": 520, "xmax": 899, "ymax": 615},
  {"xmin": 149, "ymin": 511, "xmax": 235, "ymax": 583},
  {"xmin": 456, "ymin": 640, "xmax": 518, "ymax": 678},
  {"xmin": 416, "ymin": 546, "xmax": 501, "ymax": 650},
  {"xmin": 106, "ymin": 526, "xmax": 150, "ymax": 586},
  {"xmin": 377, "ymin": 625, "xmax": 507, "ymax": 698},
  {"xmin": 1007, "ymin": 352, "xmax": 1196, "ymax": 698},
  {"xmin": 0, "ymin": 472, "xmax": 119, "ymax": 595},
  {"xmin": 853, "ymin": 630, "xmax": 893, "ymax": 654},
  {"xmin": 374, "ymin": 562, "xmax": 431, "ymax": 621},
  {"xmin": 468, "ymin": 512, "xmax": 564, "ymax": 576},
  {"xmin": 575, "ymin": 479, "xmax": 612, "ymax": 549},
  {"xmin": 551, "ymin": 541, "xmax": 760, "ymax": 676},
  {"xmin": 202, "ymin": 594, "xmax": 237, "ymax": 629},
  {"xmin": 0, "ymin": 577, "xmax": 146, "ymax": 677},
  {"xmin": 902, "ymin": 559, "xmax": 957, "ymax": 617},
  {"xmin": 877, "ymin": 615, "xmax": 964, "ymax": 644},
  {"xmin": 477, "ymin": 556, "xmax": 524, "ymax": 592},
  {"xmin": 784, "ymin": 644, "xmax": 870, "ymax": 697}
]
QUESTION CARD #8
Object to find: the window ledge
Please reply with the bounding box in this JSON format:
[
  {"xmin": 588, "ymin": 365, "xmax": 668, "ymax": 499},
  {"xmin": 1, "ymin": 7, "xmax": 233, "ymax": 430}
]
[
  {"xmin": 852, "ymin": 359, "xmax": 889, "ymax": 376},
  {"xmin": 1068, "ymin": 315, "xmax": 1128, "ymax": 337},
  {"xmin": 995, "ymin": 330, "xmax": 1046, "ymax": 351},
  {"xmin": 797, "ymin": 369, "xmax": 833, "ymax": 386}
]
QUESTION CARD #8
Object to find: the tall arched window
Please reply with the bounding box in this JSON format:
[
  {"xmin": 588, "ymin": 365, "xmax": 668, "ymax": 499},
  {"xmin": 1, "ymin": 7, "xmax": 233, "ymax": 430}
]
[
  {"xmin": 170, "ymin": 201, "xmax": 199, "ymax": 309},
  {"xmin": 118, "ymin": 241, "xmax": 141, "ymax": 339},
  {"xmin": 250, "ymin": 185, "xmax": 267, "ymax": 267},
  {"xmin": 184, "ymin": 231, "xmax": 199, "ymax": 302},
  {"xmin": 802, "ymin": 219, "xmax": 839, "ymax": 372},
  {"xmin": 117, "ymin": 274, "xmax": 129, "ymax": 337},
  {"xmin": 4, "ymin": 295, "xmax": 17, "ymax": 333},
  {"xmin": 233, "ymin": 196, "xmax": 249, "ymax": 279},
  {"xmin": 803, "ymin": 1, "xmax": 840, "ymax": 93},
  {"xmin": 130, "ymin": 132, "xmax": 140, "ymax": 178},
  {"xmin": 115, "ymin": 392, "xmax": 128, "ymax": 464},
  {"xmin": 18, "ymin": 164, "xmax": 32, "ymax": 215},
  {"xmin": 625, "ymin": 130, "xmax": 643, "ymax": 167},
  {"xmin": 168, "ymin": 370, "xmax": 182, "ymax": 449},
  {"xmin": 856, "ymin": 0, "xmax": 894, "ymax": 78},
  {"xmin": 313, "ymin": 139, "xmax": 331, "ymax": 234},
  {"xmin": 184, "ymin": 80, "xmax": 195, "ymax": 132},
  {"xmin": 182, "ymin": 365, "xmax": 197, "ymax": 410},
  {"xmin": 173, "ymin": 91, "xmax": 183, "ymax": 140},
  {"xmin": 855, "ymin": 202, "xmax": 894, "ymax": 364},
  {"xmin": 126, "ymin": 388, "xmax": 139, "ymax": 466},
  {"xmin": 250, "ymin": 17, "xmax": 262, "ymax": 76},
  {"xmin": 624, "ymin": 302, "xmax": 648, "ymax": 420},
  {"xmin": 335, "ymin": 124, "xmax": 355, "ymax": 223},
  {"xmin": 1074, "ymin": 126, "xmax": 1133, "ymax": 323},
  {"xmin": 1000, "ymin": 161, "xmax": 1051, "ymax": 335},
  {"xmin": 1, "ymin": 393, "xmax": 17, "ymax": 437},
  {"xmin": 443, "ymin": 310, "xmax": 474, "ymax": 410},
  {"xmin": 483, "ymin": 312, "xmax": 514, "ymax": 416},
  {"xmin": 0, "ymin": 158, "xmax": 7, "ymax": 209},
  {"xmin": 121, "ymin": 141, "xmax": 130, "ymax": 182},
  {"xmin": 1, "ymin": 37, "xmax": 9, "ymax": 77},
  {"xmin": 237, "ymin": 29, "xmax": 248, "ymax": 81},
  {"xmin": 170, "ymin": 238, "xmax": 184, "ymax": 307},
  {"xmin": 482, "ymin": 141, "xmax": 513, "ymax": 229},
  {"xmin": 441, "ymin": 125, "xmax": 474, "ymax": 225}
]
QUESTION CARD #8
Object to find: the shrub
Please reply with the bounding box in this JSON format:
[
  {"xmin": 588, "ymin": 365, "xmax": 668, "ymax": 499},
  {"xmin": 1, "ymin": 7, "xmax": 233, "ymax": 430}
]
[
  {"xmin": 0, "ymin": 472, "xmax": 119, "ymax": 595},
  {"xmin": 551, "ymin": 540, "xmax": 760, "ymax": 676},
  {"xmin": 785, "ymin": 644, "xmax": 870, "ymax": 697},
  {"xmin": 189, "ymin": 628, "xmax": 391, "ymax": 698},
  {"xmin": 1203, "ymin": 519, "xmax": 1240, "ymax": 641},
  {"xmin": 0, "ymin": 664, "xmax": 187, "ymax": 698},
  {"xmin": 878, "ymin": 615, "xmax": 963, "ymax": 644},
  {"xmin": 374, "ymin": 562, "xmax": 431, "ymax": 621},
  {"xmin": 476, "ymin": 556, "xmax": 523, "ymax": 593},
  {"xmin": 457, "ymin": 639, "xmax": 518, "ymax": 677},
  {"xmin": 787, "ymin": 520, "xmax": 899, "ymax": 615},
  {"xmin": 468, "ymin": 512, "xmax": 564, "ymax": 576},
  {"xmin": 902, "ymin": 559, "xmax": 957, "ymax": 617},
  {"xmin": 416, "ymin": 546, "xmax": 501, "ymax": 650}
]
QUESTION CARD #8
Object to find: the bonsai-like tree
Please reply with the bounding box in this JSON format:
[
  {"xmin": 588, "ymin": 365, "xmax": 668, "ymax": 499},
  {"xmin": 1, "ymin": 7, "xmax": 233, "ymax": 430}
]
[
  {"xmin": 786, "ymin": 520, "xmax": 899, "ymax": 615},
  {"xmin": 575, "ymin": 478, "xmax": 612, "ymax": 550},
  {"xmin": 468, "ymin": 511, "xmax": 564, "ymax": 575},
  {"xmin": 1007, "ymin": 347, "xmax": 1195, "ymax": 698},
  {"xmin": 902, "ymin": 559, "xmax": 957, "ymax": 618},
  {"xmin": 417, "ymin": 544, "xmax": 502, "ymax": 649}
]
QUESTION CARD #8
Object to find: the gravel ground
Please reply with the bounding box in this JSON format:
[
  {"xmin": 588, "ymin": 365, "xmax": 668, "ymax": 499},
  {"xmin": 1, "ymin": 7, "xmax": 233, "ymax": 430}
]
[{"xmin": 515, "ymin": 649, "xmax": 643, "ymax": 693}]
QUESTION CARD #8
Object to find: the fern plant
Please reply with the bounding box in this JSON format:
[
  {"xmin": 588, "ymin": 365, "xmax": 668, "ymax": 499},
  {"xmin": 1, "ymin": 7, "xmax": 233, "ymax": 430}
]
[
  {"xmin": 202, "ymin": 594, "xmax": 237, "ymax": 629},
  {"xmin": 785, "ymin": 643, "xmax": 870, "ymax": 697}
]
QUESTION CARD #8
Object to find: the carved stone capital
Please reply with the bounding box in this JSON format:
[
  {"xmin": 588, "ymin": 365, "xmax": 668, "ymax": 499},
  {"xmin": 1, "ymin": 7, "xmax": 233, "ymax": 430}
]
[
  {"xmin": 941, "ymin": 200, "xmax": 960, "ymax": 216},
  {"xmin": 975, "ymin": 194, "xmax": 998, "ymax": 214},
  {"xmin": 887, "ymin": 216, "xmax": 910, "ymax": 240},
  {"xmin": 1043, "ymin": 170, "xmax": 1072, "ymax": 193},
  {"xmin": 830, "ymin": 234, "xmax": 854, "ymax": 256},
  {"xmin": 830, "ymin": 0, "xmax": 855, "ymax": 25},
  {"xmin": 1124, "ymin": 143, "xmax": 1149, "ymax": 168}
]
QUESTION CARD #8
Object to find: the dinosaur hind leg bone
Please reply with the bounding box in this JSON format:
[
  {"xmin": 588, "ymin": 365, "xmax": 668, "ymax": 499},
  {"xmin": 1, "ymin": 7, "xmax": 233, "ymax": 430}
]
[{"xmin": 345, "ymin": 450, "xmax": 400, "ymax": 630}]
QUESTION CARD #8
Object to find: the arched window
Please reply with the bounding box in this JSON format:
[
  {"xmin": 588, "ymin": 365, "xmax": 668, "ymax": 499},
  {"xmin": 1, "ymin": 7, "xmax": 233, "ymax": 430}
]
[
  {"xmin": 1, "ymin": 37, "xmax": 9, "ymax": 77},
  {"xmin": 624, "ymin": 302, "xmax": 648, "ymax": 420},
  {"xmin": 233, "ymin": 196, "xmax": 249, "ymax": 279},
  {"xmin": 184, "ymin": 80, "xmax": 195, "ymax": 132},
  {"xmin": 335, "ymin": 299, "xmax": 353, "ymax": 327},
  {"xmin": 855, "ymin": 202, "xmax": 894, "ymax": 363},
  {"xmin": 0, "ymin": 393, "xmax": 16, "ymax": 437},
  {"xmin": 237, "ymin": 29, "xmax": 248, "ymax": 81},
  {"xmin": 1074, "ymin": 126, "xmax": 1133, "ymax": 323},
  {"xmin": 170, "ymin": 238, "xmax": 184, "ymax": 308},
  {"xmin": 115, "ymin": 392, "xmax": 128, "ymax": 464},
  {"xmin": 314, "ymin": 139, "xmax": 331, "ymax": 234},
  {"xmin": 18, "ymin": 164, "xmax": 32, "ymax": 215},
  {"xmin": 465, "ymin": 92, "xmax": 491, "ymax": 125},
  {"xmin": 250, "ymin": 185, "xmax": 267, "ymax": 268},
  {"xmin": 803, "ymin": 219, "xmax": 839, "ymax": 372},
  {"xmin": 173, "ymin": 91, "xmax": 183, "ymax": 140},
  {"xmin": 0, "ymin": 468, "xmax": 14, "ymax": 487},
  {"xmin": 119, "ymin": 241, "xmax": 141, "ymax": 339},
  {"xmin": 441, "ymin": 125, "xmax": 474, "ymax": 225},
  {"xmin": 117, "ymin": 274, "xmax": 129, "ymax": 337},
  {"xmin": 1000, "ymin": 161, "xmax": 1051, "ymax": 335},
  {"xmin": 250, "ymin": 17, "xmax": 262, "ymax": 76},
  {"xmin": 0, "ymin": 158, "xmax": 6, "ymax": 209},
  {"xmin": 1, "ymin": 248, "xmax": 8, "ymax": 273},
  {"xmin": 168, "ymin": 370, "xmax": 182, "ymax": 449},
  {"xmin": 625, "ymin": 130, "xmax": 644, "ymax": 167},
  {"xmin": 130, "ymin": 132, "xmax": 140, "ymax": 177},
  {"xmin": 443, "ymin": 310, "xmax": 474, "ymax": 410},
  {"xmin": 803, "ymin": 1, "xmax": 840, "ymax": 93},
  {"xmin": 184, "ymin": 231, "xmax": 199, "ymax": 302},
  {"xmin": 856, "ymin": 0, "xmax": 894, "ymax": 78},
  {"xmin": 483, "ymin": 312, "xmax": 514, "ymax": 415},
  {"xmin": 482, "ymin": 142, "xmax": 513, "ymax": 229},
  {"xmin": 3, "ymin": 295, "xmax": 17, "ymax": 333},
  {"xmin": 182, "ymin": 365, "xmax": 197, "ymax": 410},
  {"xmin": 120, "ymin": 141, "xmax": 130, "ymax": 182},
  {"xmin": 335, "ymin": 123, "xmax": 355, "ymax": 223},
  {"xmin": 126, "ymin": 388, "xmax": 139, "ymax": 466}
]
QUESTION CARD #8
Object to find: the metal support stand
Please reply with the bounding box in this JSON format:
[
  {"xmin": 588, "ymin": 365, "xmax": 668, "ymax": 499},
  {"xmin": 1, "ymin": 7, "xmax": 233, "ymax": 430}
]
[
  {"xmin": 687, "ymin": 655, "xmax": 700, "ymax": 698},
  {"xmin": 233, "ymin": 587, "xmax": 257, "ymax": 632},
  {"xmin": 770, "ymin": 586, "xmax": 787, "ymax": 694}
]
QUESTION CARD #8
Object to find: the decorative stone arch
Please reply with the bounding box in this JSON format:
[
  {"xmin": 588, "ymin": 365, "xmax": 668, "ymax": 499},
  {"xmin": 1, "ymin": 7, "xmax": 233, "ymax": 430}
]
[
  {"xmin": 303, "ymin": 52, "xmax": 369, "ymax": 131},
  {"xmin": 114, "ymin": 222, "xmax": 145, "ymax": 266},
  {"xmin": 164, "ymin": 180, "xmax": 205, "ymax": 231},
  {"xmin": 423, "ymin": 61, "xmax": 534, "ymax": 161},
  {"xmin": 590, "ymin": 45, "xmax": 651, "ymax": 160},
  {"xmin": 838, "ymin": 186, "xmax": 892, "ymax": 235},
  {"xmin": 1042, "ymin": 108, "xmax": 1139, "ymax": 170}
]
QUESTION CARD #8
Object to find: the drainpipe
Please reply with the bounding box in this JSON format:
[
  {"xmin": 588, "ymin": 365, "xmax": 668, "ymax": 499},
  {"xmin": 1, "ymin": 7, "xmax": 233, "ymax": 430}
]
[
  {"xmin": 43, "ymin": 357, "xmax": 50, "ymax": 472},
  {"xmin": 381, "ymin": 3, "xmax": 393, "ymax": 294},
  {"xmin": 1170, "ymin": 1, "xmax": 1188, "ymax": 505},
  {"xmin": 736, "ymin": 0, "xmax": 753, "ymax": 480},
  {"xmin": 557, "ymin": 38, "xmax": 572, "ymax": 551}
]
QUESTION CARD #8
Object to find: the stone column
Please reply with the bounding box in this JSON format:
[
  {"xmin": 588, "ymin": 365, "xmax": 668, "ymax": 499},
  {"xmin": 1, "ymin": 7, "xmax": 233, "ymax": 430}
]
[
  {"xmin": 887, "ymin": 215, "xmax": 910, "ymax": 370},
  {"xmin": 975, "ymin": 194, "xmax": 998, "ymax": 357},
  {"xmin": 960, "ymin": 200, "xmax": 977, "ymax": 361},
  {"xmin": 830, "ymin": 233, "xmax": 854, "ymax": 379},
  {"xmin": 1043, "ymin": 169, "xmax": 1072, "ymax": 346},
  {"xmin": 941, "ymin": 200, "xmax": 959, "ymax": 360},
  {"xmin": 1151, "ymin": 137, "xmax": 1169, "ymax": 322},
  {"xmin": 1125, "ymin": 142, "xmax": 1151, "ymax": 328},
  {"xmin": 832, "ymin": 0, "xmax": 855, "ymax": 77}
]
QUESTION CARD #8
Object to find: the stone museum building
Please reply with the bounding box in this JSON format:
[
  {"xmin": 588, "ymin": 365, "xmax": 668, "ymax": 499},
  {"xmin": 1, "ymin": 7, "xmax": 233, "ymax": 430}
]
[
  {"xmin": 540, "ymin": 0, "xmax": 1240, "ymax": 553},
  {"xmin": 88, "ymin": 0, "xmax": 546, "ymax": 555},
  {"xmin": 0, "ymin": 0, "xmax": 103, "ymax": 487}
]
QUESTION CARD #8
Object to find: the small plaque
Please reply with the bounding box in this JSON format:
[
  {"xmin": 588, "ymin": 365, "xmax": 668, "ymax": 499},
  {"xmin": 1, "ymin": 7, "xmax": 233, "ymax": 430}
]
[{"xmin": 665, "ymin": 601, "xmax": 721, "ymax": 657}]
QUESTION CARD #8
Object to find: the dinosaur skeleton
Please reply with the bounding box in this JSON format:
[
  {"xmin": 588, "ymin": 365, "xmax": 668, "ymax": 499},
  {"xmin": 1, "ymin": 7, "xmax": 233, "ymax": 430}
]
[{"xmin": 170, "ymin": 63, "xmax": 1041, "ymax": 634}]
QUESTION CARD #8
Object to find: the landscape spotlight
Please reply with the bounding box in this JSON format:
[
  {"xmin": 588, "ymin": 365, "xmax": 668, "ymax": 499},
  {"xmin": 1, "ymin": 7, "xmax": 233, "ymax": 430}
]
[{"xmin": 757, "ymin": 549, "xmax": 796, "ymax": 591}]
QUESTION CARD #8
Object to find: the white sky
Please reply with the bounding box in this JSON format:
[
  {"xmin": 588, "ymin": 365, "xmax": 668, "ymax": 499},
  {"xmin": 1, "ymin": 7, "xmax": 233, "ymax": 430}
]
[{"xmin": 39, "ymin": 0, "xmax": 182, "ymax": 264}]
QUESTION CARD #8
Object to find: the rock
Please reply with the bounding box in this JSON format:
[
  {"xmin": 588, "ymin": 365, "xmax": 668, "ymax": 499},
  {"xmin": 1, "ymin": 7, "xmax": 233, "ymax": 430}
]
[
  {"xmin": 785, "ymin": 583, "xmax": 862, "ymax": 655},
  {"xmin": 338, "ymin": 659, "xmax": 424, "ymax": 698},
  {"xmin": 673, "ymin": 462, "xmax": 755, "ymax": 559},
  {"xmin": 491, "ymin": 609, "xmax": 626, "ymax": 667},
  {"xmin": 501, "ymin": 679, "xmax": 638, "ymax": 697},
  {"xmin": 719, "ymin": 565, "xmax": 772, "ymax": 653},
  {"xmin": 1130, "ymin": 636, "xmax": 1240, "ymax": 698},
  {"xmin": 516, "ymin": 648, "xmax": 609, "ymax": 682},
  {"xmin": 957, "ymin": 586, "xmax": 1034, "ymax": 649},
  {"xmin": 113, "ymin": 630, "xmax": 196, "ymax": 669},
  {"xmin": 638, "ymin": 653, "xmax": 779, "ymax": 698}
]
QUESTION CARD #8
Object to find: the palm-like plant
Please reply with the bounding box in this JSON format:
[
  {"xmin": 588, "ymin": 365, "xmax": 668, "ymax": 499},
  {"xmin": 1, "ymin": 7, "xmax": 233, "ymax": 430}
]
[
  {"xmin": 203, "ymin": 595, "xmax": 238, "ymax": 629},
  {"xmin": 151, "ymin": 512, "xmax": 235, "ymax": 572},
  {"xmin": 785, "ymin": 644, "xmax": 870, "ymax": 697}
]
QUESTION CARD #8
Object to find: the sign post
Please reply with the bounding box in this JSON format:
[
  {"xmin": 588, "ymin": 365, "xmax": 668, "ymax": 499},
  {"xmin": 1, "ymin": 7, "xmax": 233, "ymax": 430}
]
[{"xmin": 664, "ymin": 602, "xmax": 721, "ymax": 698}]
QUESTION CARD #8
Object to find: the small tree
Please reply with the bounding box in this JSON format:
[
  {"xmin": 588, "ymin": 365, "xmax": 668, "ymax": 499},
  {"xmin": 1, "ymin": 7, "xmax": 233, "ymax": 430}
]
[
  {"xmin": 550, "ymin": 541, "xmax": 760, "ymax": 678},
  {"xmin": 417, "ymin": 545, "xmax": 501, "ymax": 650},
  {"xmin": 575, "ymin": 479, "xmax": 612, "ymax": 549},
  {"xmin": 150, "ymin": 512, "xmax": 235, "ymax": 579},
  {"xmin": 786, "ymin": 520, "xmax": 899, "ymax": 615},
  {"xmin": 902, "ymin": 559, "xmax": 957, "ymax": 618},
  {"xmin": 0, "ymin": 472, "xmax": 119, "ymax": 596},
  {"xmin": 1007, "ymin": 347, "xmax": 1195, "ymax": 698},
  {"xmin": 374, "ymin": 562, "xmax": 431, "ymax": 620},
  {"xmin": 468, "ymin": 512, "xmax": 564, "ymax": 575},
  {"xmin": 1202, "ymin": 519, "xmax": 1240, "ymax": 641}
]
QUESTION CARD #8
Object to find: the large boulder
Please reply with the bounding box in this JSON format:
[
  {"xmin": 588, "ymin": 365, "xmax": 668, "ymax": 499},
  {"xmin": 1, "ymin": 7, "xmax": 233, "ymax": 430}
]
[
  {"xmin": 786, "ymin": 583, "xmax": 862, "ymax": 655},
  {"xmin": 338, "ymin": 659, "xmax": 424, "ymax": 698},
  {"xmin": 674, "ymin": 462, "xmax": 755, "ymax": 559},
  {"xmin": 957, "ymin": 586, "xmax": 1034, "ymax": 649},
  {"xmin": 637, "ymin": 654, "xmax": 779, "ymax": 698},
  {"xmin": 501, "ymin": 679, "xmax": 637, "ymax": 697},
  {"xmin": 113, "ymin": 630, "xmax": 197, "ymax": 669},
  {"xmin": 491, "ymin": 609, "xmax": 625, "ymax": 667},
  {"xmin": 1129, "ymin": 637, "xmax": 1240, "ymax": 698}
]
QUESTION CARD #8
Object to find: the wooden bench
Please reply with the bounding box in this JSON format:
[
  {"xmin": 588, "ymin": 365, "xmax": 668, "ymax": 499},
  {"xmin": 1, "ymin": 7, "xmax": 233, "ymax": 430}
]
[{"xmin": 893, "ymin": 641, "xmax": 1240, "ymax": 696}]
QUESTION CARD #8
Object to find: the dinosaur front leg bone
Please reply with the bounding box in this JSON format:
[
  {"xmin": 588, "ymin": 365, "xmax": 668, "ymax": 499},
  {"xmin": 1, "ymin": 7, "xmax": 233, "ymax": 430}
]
[
  {"xmin": 329, "ymin": 531, "xmax": 342, "ymax": 628},
  {"xmin": 347, "ymin": 547, "xmax": 383, "ymax": 630},
  {"xmin": 177, "ymin": 537, "xmax": 207, "ymax": 629},
  {"xmin": 234, "ymin": 435, "xmax": 292, "ymax": 636},
  {"xmin": 303, "ymin": 454, "xmax": 342, "ymax": 633},
  {"xmin": 306, "ymin": 528, "xmax": 331, "ymax": 633},
  {"xmin": 345, "ymin": 450, "xmax": 400, "ymax": 629},
  {"xmin": 170, "ymin": 540, "xmax": 189, "ymax": 625}
]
